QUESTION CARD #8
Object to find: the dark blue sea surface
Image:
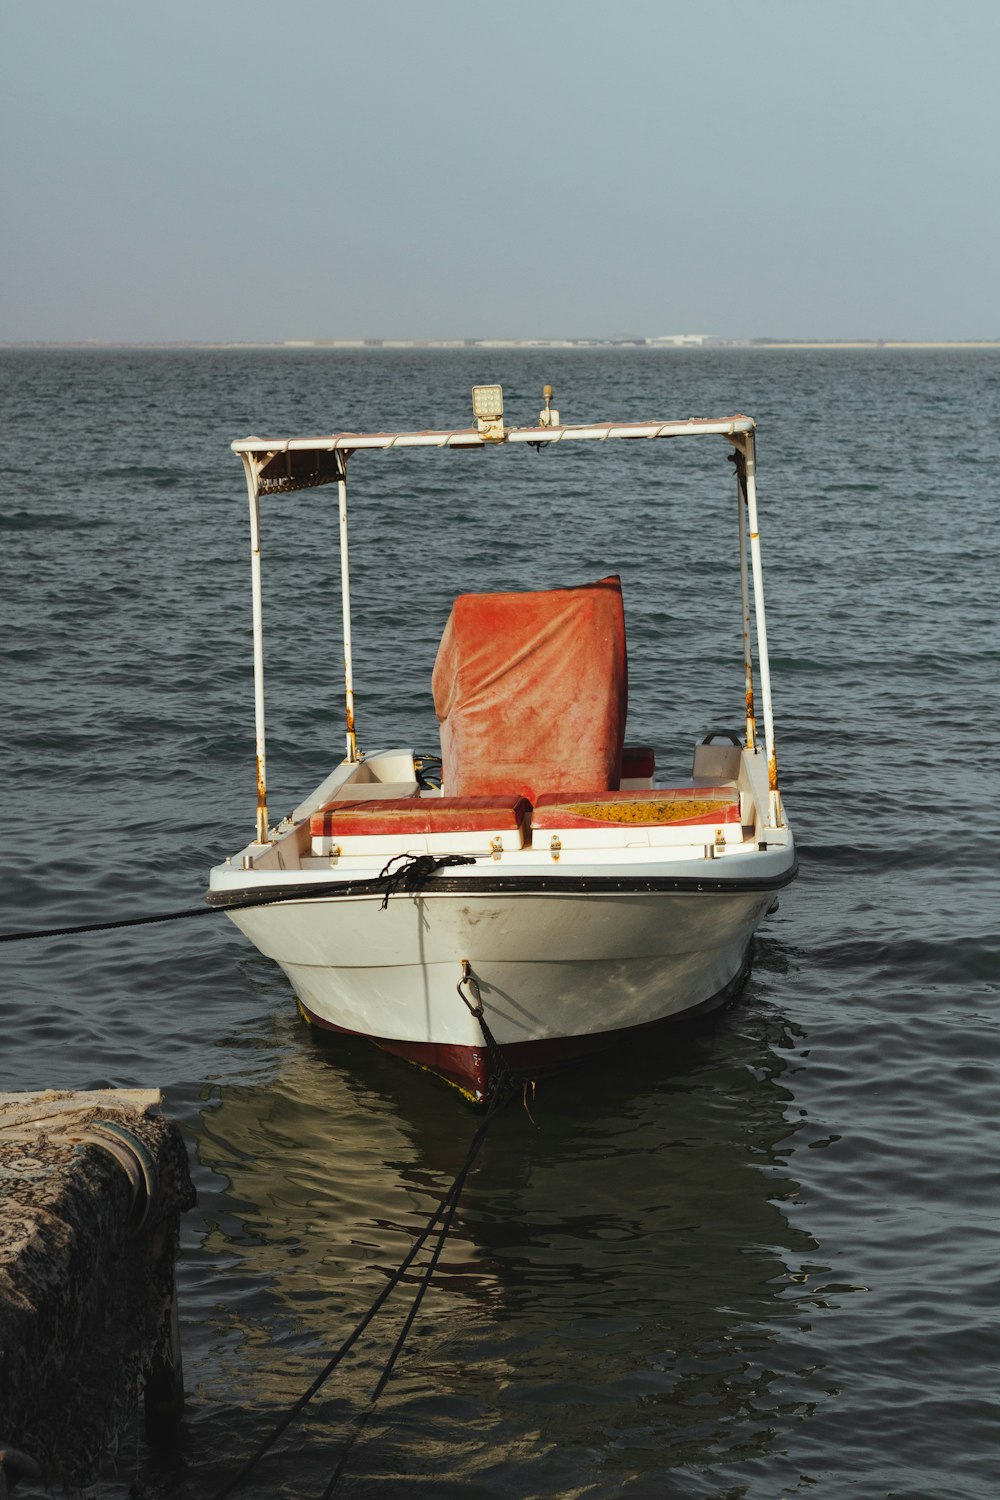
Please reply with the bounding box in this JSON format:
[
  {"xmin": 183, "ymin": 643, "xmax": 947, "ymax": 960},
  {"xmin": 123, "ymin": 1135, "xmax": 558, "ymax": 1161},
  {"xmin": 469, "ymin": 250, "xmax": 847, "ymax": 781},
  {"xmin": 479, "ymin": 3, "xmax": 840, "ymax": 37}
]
[{"xmin": 1, "ymin": 347, "xmax": 997, "ymax": 1498}]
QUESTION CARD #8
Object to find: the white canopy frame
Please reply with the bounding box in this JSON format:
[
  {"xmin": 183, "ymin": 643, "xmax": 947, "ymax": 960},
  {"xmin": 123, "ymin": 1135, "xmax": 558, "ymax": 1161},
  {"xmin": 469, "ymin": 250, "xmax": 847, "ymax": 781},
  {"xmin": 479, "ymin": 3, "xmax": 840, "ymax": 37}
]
[{"xmin": 234, "ymin": 411, "xmax": 783, "ymax": 844}]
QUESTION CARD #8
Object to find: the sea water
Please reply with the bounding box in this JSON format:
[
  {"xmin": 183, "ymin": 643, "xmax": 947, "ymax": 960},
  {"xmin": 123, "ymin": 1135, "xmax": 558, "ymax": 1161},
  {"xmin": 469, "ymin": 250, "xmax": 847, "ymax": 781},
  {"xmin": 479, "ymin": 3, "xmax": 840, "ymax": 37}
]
[{"xmin": 1, "ymin": 347, "xmax": 997, "ymax": 1498}]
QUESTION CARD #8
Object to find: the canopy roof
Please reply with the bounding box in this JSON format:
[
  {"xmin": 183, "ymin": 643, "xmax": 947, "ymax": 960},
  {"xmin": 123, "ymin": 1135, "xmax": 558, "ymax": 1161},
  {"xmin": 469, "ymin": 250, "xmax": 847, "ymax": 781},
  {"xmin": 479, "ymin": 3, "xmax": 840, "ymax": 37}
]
[{"xmin": 232, "ymin": 414, "xmax": 755, "ymax": 496}]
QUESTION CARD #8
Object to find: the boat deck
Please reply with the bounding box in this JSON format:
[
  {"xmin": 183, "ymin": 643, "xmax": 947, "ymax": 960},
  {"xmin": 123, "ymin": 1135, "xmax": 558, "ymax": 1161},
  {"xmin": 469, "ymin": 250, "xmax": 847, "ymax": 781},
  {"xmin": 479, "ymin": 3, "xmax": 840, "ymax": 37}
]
[{"xmin": 209, "ymin": 742, "xmax": 792, "ymax": 896}]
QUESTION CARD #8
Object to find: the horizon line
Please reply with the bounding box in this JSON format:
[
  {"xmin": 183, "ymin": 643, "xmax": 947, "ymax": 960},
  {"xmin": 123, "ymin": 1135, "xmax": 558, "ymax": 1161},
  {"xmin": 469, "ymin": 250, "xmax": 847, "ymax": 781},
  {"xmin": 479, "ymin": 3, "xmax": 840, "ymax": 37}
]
[{"xmin": 3, "ymin": 337, "xmax": 1000, "ymax": 351}]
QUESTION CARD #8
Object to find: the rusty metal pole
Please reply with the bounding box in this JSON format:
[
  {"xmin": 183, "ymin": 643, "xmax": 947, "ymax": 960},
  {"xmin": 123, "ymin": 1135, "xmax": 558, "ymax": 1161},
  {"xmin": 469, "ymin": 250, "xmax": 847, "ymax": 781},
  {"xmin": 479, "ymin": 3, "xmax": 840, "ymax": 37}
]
[
  {"xmin": 241, "ymin": 455, "xmax": 270, "ymax": 842},
  {"xmin": 742, "ymin": 433, "xmax": 783, "ymax": 829},
  {"xmin": 734, "ymin": 447, "xmax": 757, "ymax": 751},
  {"xmin": 337, "ymin": 454, "xmax": 359, "ymax": 763}
]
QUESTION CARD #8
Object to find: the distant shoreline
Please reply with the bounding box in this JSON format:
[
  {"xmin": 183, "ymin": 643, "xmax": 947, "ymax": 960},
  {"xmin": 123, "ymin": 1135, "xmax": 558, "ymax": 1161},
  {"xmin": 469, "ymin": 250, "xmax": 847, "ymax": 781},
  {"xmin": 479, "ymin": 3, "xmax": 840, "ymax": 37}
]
[{"xmin": 2, "ymin": 339, "xmax": 999, "ymax": 352}]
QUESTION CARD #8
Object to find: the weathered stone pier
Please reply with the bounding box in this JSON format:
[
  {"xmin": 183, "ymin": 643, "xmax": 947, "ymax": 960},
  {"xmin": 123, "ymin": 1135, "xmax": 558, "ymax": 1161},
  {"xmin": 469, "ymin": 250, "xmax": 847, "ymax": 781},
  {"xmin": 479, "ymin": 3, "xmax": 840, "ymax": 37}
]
[{"xmin": 0, "ymin": 1089, "xmax": 195, "ymax": 1491}]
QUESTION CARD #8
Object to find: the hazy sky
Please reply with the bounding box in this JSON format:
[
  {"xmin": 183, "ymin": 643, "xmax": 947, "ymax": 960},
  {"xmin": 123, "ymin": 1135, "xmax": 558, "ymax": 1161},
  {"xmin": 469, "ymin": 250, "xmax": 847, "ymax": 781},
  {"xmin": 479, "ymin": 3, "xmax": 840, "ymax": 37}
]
[{"xmin": 2, "ymin": 0, "xmax": 998, "ymax": 342}]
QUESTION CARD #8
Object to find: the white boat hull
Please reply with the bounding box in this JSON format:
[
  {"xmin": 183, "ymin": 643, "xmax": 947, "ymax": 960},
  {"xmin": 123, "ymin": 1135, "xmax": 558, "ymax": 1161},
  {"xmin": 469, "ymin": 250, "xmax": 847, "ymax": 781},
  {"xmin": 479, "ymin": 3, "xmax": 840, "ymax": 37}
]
[{"xmin": 220, "ymin": 876, "xmax": 787, "ymax": 1098}]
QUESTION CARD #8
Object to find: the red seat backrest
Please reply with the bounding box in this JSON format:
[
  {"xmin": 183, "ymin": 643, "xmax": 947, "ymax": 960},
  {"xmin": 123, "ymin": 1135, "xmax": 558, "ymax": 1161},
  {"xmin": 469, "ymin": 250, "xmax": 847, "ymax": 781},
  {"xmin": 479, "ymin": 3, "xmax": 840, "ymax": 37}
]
[{"xmin": 432, "ymin": 576, "xmax": 628, "ymax": 802}]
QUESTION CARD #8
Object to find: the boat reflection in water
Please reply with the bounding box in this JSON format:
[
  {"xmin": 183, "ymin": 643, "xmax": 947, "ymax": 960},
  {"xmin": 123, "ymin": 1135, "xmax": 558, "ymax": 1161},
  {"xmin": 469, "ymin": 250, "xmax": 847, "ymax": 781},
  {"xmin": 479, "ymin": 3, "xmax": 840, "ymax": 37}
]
[{"xmin": 175, "ymin": 967, "xmax": 837, "ymax": 1498}]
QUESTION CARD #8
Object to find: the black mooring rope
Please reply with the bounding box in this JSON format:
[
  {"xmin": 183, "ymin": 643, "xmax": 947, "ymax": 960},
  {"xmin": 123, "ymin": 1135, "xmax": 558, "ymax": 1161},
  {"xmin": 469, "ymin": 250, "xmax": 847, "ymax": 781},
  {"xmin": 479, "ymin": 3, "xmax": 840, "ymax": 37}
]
[
  {"xmin": 0, "ymin": 901, "xmax": 222, "ymax": 943},
  {"xmin": 0, "ymin": 854, "xmax": 477, "ymax": 945},
  {"xmin": 377, "ymin": 852, "xmax": 475, "ymax": 910},
  {"xmin": 210, "ymin": 1077, "xmax": 513, "ymax": 1500},
  {"xmin": 317, "ymin": 1080, "xmax": 511, "ymax": 1498}
]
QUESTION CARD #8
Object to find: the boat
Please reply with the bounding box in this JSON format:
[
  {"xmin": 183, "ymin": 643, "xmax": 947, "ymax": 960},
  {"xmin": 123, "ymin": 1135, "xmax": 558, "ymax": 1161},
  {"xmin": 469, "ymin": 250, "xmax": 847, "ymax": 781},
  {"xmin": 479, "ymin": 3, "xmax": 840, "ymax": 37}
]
[{"xmin": 207, "ymin": 384, "xmax": 796, "ymax": 1102}]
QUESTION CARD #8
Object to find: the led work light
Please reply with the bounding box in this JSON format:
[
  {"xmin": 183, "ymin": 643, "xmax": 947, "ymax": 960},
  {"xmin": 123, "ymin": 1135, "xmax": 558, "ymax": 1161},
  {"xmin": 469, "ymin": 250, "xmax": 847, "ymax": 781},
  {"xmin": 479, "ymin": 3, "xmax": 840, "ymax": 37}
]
[{"xmin": 471, "ymin": 384, "xmax": 505, "ymax": 441}]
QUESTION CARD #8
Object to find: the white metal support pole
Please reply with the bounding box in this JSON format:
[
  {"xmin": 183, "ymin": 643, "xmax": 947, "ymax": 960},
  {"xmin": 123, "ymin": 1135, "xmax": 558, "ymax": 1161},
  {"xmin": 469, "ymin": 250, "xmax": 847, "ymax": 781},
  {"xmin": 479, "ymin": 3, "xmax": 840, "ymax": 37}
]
[
  {"xmin": 735, "ymin": 448, "xmax": 757, "ymax": 751},
  {"xmin": 742, "ymin": 433, "xmax": 783, "ymax": 828},
  {"xmin": 337, "ymin": 455, "xmax": 359, "ymax": 762},
  {"xmin": 241, "ymin": 456, "xmax": 270, "ymax": 843}
]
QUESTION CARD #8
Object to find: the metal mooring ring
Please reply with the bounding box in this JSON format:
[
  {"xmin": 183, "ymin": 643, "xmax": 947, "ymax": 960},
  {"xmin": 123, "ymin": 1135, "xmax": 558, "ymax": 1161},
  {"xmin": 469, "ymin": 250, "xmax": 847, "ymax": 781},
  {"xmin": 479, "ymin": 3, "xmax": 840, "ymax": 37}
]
[{"xmin": 457, "ymin": 958, "xmax": 483, "ymax": 1015}]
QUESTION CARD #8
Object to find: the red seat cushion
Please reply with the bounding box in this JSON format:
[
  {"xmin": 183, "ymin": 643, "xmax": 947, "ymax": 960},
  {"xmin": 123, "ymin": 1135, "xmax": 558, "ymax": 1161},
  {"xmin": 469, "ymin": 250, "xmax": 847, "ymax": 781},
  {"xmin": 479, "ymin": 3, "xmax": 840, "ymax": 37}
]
[
  {"xmin": 532, "ymin": 787, "xmax": 740, "ymax": 829},
  {"xmin": 310, "ymin": 795, "xmax": 531, "ymax": 839},
  {"xmin": 432, "ymin": 576, "xmax": 628, "ymax": 803}
]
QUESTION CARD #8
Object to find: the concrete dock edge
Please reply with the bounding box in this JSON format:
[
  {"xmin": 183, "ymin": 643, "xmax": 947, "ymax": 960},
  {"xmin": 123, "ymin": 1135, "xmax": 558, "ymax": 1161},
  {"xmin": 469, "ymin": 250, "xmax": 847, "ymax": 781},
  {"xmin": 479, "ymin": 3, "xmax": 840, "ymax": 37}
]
[{"xmin": 0, "ymin": 1089, "xmax": 195, "ymax": 1489}]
